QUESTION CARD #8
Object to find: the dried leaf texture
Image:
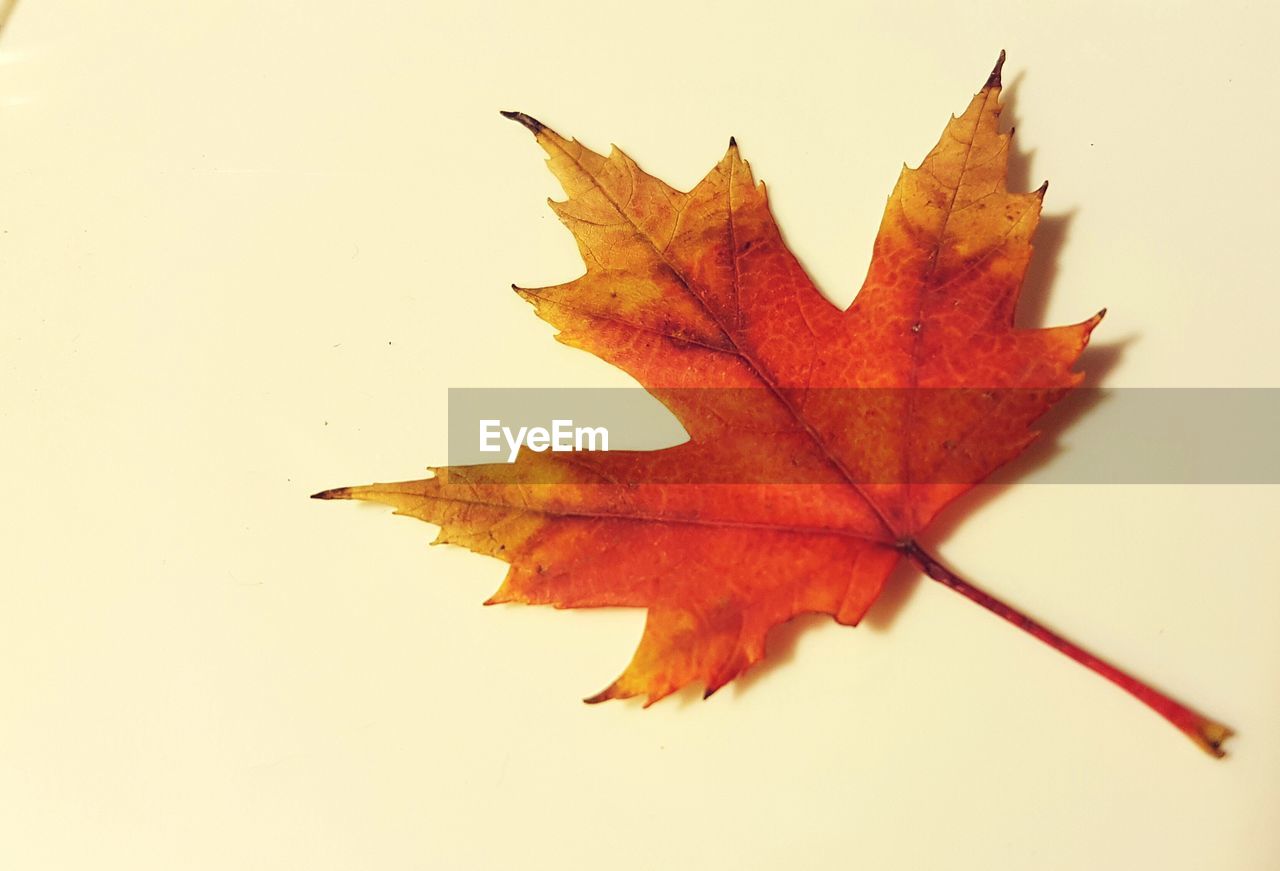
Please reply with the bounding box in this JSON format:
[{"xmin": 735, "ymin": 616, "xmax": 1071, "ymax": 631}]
[{"xmin": 317, "ymin": 56, "xmax": 1106, "ymax": 707}]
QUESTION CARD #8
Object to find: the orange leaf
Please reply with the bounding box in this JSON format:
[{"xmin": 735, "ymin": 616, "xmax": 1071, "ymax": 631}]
[{"xmin": 315, "ymin": 53, "xmax": 1231, "ymax": 757}]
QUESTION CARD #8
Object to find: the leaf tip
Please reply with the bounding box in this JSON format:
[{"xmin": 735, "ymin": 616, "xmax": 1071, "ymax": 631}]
[
  {"xmin": 728, "ymin": 135, "xmax": 738, "ymax": 151},
  {"xmin": 311, "ymin": 487, "xmax": 352, "ymax": 500},
  {"xmin": 1035, "ymin": 180, "xmax": 1049, "ymax": 199},
  {"xmin": 500, "ymin": 110, "xmax": 546, "ymax": 136},
  {"xmin": 583, "ymin": 686, "xmax": 615, "ymax": 705},
  {"xmin": 985, "ymin": 49, "xmax": 1007, "ymax": 90}
]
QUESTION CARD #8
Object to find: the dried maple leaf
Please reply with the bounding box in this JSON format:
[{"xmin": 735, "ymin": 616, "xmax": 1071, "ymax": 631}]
[{"xmin": 316, "ymin": 53, "xmax": 1231, "ymax": 756}]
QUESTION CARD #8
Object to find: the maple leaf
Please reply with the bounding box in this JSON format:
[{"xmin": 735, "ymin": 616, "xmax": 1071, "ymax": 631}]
[{"xmin": 315, "ymin": 53, "xmax": 1231, "ymax": 756}]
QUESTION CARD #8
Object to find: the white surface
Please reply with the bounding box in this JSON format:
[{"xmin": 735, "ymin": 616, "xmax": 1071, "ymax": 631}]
[{"xmin": 2, "ymin": 2, "xmax": 1278, "ymax": 869}]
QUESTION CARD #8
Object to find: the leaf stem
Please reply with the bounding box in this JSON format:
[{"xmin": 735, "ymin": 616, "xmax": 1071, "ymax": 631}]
[{"xmin": 903, "ymin": 541, "xmax": 1232, "ymax": 758}]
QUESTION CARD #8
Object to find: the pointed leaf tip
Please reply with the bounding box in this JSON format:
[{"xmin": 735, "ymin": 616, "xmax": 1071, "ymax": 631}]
[
  {"xmin": 985, "ymin": 49, "xmax": 1007, "ymax": 89},
  {"xmin": 729, "ymin": 135, "xmax": 738, "ymax": 149},
  {"xmin": 582, "ymin": 687, "xmax": 612, "ymax": 705},
  {"xmin": 311, "ymin": 487, "xmax": 351, "ymax": 500},
  {"xmin": 500, "ymin": 110, "xmax": 545, "ymax": 135}
]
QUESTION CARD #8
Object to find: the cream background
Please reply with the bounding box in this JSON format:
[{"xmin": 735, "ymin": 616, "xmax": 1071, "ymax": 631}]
[{"xmin": 2, "ymin": 2, "xmax": 1278, "ymax": 869}]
